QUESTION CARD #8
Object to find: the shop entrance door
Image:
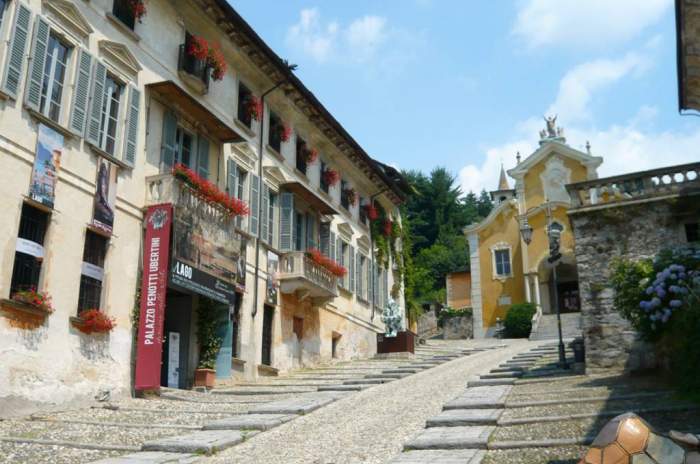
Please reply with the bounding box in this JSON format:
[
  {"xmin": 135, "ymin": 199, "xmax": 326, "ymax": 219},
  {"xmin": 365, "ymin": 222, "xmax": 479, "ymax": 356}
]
[
  {"xmin": 161, "ymin": 290, "xmax": 192, "ymax": 389},
  {"xmin": 215, "ymin": 302, "xmax": 233, "ymax": 379},
  {"xmin": 261, "ymin": 305, "xmax": 274, "ymax": 366}
]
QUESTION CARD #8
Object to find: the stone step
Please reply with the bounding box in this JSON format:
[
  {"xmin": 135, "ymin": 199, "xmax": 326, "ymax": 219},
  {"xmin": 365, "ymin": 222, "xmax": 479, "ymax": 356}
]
[
  {"xmin": 247, "ymin": 394, "xmax": 341, "ymax": 415},
  {"xmin": 203, "ymin": 414, "xmax": 294, "ymax": 431},
  {"xmin": 365, "ymin": 373, "xmax": 410, "ymax": 380},
  {"xmin": 211, "ymin": 387, "xmax": 314, "ymax": 396},
  {"xmin": 343, "ymin": 379, "xmax": 389, "ymax": 385},
  {"xmin": 404, "ymin": 426, "xmax": 494, "ymax": 450},
  {"xmin": 480, "ymin": 372, "xmax": 523, "ymax": 380},
  {"xmin": 389, "ymin": 449, "xmax": 485, "ymax": 463},
  {"xmin": 467, "ymin": 379, "xmax": 516, "ymax": 387},
  {"xmin": 426, "ymin": 409, "xmax": 503, "ymax": 427},
  {"xmin": 91, "ymin": 451, "xmax": 200, "ymax": 463},
  {"xmin": 383, "ymin": 369, "xmax": 420, "ymax": 374},
  {"xmin": 490, "ymin": 367, "xmax": 524, "ymax": 373},
  {"xmin": 443, "ymin": 386, "xmax": 511, "ymax": 410},
  {"xmin": 317, "ymin": 384, "xmax": 367, "ymax": 392},
  {"xmin": 141, "ymin": 430, "xmax": 247, "ymax": 455},
  {"xmin": 481, "ymin": 445, "xmax": 587, "ymax": 463}
]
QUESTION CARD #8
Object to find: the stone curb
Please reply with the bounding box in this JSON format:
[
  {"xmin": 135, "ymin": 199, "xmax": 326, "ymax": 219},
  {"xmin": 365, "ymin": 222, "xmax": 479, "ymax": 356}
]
[
  {"xmin": 389, "ymin": 449, "xmax": 486, "ymax": 463},
  {"xmin": 0, "ymin": 436, "xmax": 140, "ymax": 452},
  {"xmin": 498, "ymin": 404, "xmax": 700, "ymax": 426},
  {"xmin": 404, "ymin": 426, "xmax": 494, "ymax": 450},
  {"xmin": 90, "ymin": 451, "xmax": 199, "ymax": 463},
  {"xmin": 426, "ymin": 409, "xmax": 503, "ymax": 427},
  {"xmin": 29, "ymin": 418, "xmax": 200, "ymax": 430},
  {"xmin": 505, "ymin": 391, "xmax": 672, "ymax": 408},
  {"xmin": 203, "ymin": 413, "xmax": 295, "ymax": 431},
  {"xmin": 488, "ymin": 436, "xmax": 593, "ymax": 449},
  {"xmin": 467, "ymin": 379, "xmax": 516, "ymax": 387},
  {"xmin": 141, "ymin": 430, "xmax": 249, "ymax": 455}
]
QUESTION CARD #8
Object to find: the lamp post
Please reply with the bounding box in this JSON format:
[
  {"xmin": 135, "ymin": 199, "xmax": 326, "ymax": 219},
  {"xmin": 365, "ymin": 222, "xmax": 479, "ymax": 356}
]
[{"xmin": 519, "ymin": 204, "xmax": 567, "ymax": 368}]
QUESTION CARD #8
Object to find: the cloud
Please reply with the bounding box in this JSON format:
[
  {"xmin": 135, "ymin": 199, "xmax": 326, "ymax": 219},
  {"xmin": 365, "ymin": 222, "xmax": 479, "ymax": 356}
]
[
  {"xmin": 286, "ymin": 9, "xmax": 388, "ymax": 63},
  {"xmin": 285, "ymin": 8, "xmax": 339, "ymax": 62},
  {"xmin": 459, "ymin": 140, "xmax": 534, "ymax": 195},
  {"xmin": 512, "ymin": 0, "xmax": 671, "ymax": 50},
  {"xmin": 547, "ymin": 53, "xmax": 650, "ymax": 123}
]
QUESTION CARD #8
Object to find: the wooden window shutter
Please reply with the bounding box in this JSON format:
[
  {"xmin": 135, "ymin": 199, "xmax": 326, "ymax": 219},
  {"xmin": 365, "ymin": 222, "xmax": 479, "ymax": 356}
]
[
  {"xmin": 319, "ymin": 223, "xmax": 330, "ymax": 255},
  {"xmin": 24, "ymin": 15, "xmax": 49, "ymax": 112},
  {"xmin": 248, "ymin": 174, "xmax": 260, "ymax": 237},
  {"xmin": 279, "ymin": 192, "xmax": 294, "ymax": 252},
  {"xmin": 1, "ymin": 3, "xmax": 32, "ymax": 99},
  {"xmin": 196, "ymin": 136, "xmax": 209, "ymax": 179},
  {"xmin": 69, "ymin": 49, "xmax": 93, "ymax": 135},
  {"xmin": 122, "ymin": 85, "xmax": 140, "ymax": 166},
  {"xmin": 160, "ymin": 111, "xmax": 178, "ymax": 169},
  {"xmin": 260, "ymin": 183, "xmax": 269, "ymax": 244},
  {"xmin": 329, "ymin": 231, "xmax": 336, "ymax": 261},
  {"xmin": 348, "ymin": 245, "xmax": 355, "ymax": 293},
  {"xmin": 85, "ymin": 60, "xmax": 107, "ymax": 145}
]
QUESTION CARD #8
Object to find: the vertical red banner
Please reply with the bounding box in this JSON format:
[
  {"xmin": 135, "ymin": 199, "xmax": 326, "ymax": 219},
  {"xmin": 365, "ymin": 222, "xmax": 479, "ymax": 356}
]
[{"xmin": 134, "ymin": 204, "xmax": 173, "ymax": 391}]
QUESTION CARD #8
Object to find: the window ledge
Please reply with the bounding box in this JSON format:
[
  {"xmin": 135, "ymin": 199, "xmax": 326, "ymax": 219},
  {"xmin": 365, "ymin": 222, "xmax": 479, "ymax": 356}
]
[
  {"xmin": 105, "ymin": 12, "xmax": 141, "ymax": 42},
  {"xmin": 28, "ymin": 109, "xmax": 75, "ymax": 139},
  {"xmin": 358, "ymin": 297, "xmax": 370, "ymax": 306},
  {"xmin": 23, "ymin": 195, "xmax": 57, "ymax": 214},
  {"xmin": 234, "ymin": 119, "xmax": 256, "ymax": 139},
  {"xmin": 257, "ymin": 364, "xmax": 279, "ymax": 376},
  {"xmin": 87, "ymin": 143, "xmax": 133, "ymax": 170},
  {"xmin": 0, "ymin": 299, "xmax": 51, "ymax": 329}
]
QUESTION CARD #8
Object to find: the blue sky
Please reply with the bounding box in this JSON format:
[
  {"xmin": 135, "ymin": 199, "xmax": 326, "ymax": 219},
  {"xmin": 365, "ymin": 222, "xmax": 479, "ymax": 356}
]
[{"xmin": 230, "ymin": 0, "xmax": 698, "ymax": 194}]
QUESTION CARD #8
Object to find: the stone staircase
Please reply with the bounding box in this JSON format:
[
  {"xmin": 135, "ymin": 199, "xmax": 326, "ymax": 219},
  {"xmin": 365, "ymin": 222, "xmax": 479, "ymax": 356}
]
[{"xmin": 529, "ymin": 312, "xmax": 582, "ymax": 341}]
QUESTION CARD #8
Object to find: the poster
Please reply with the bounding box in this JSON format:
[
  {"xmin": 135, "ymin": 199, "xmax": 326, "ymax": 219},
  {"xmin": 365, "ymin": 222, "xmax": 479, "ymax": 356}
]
[
  {"xmin": 29, "ymin": 124, "xmax": 63, "ymax": 208},
  {"xmin": 134, "ymin": 204, "xmax": 172, "ymax": 392},
  {"xmin": 92, "ymin": 158, "xmax": 118, "ymax": 234},
  {"xmin": 266, "ymin": 251, "xmax": 279, "ymax": 305}
]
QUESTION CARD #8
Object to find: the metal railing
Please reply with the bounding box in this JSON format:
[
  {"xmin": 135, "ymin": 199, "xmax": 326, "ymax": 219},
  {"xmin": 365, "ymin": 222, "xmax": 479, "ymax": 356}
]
[
  {"xmin": 279, "ymin": 251, "xmax": 338, "ymax": 296},
  {"xmin": 566, "ymin": 162, "xmax": 700, "ymax": 209},
  {"xmin": 177, "ymin": 44, "xmax": 210, "ymax": 91}
]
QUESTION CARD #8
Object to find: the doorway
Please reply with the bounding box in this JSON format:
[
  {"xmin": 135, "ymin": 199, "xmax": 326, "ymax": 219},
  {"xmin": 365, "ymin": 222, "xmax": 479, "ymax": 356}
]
[
  {"xmin": 161, "ymin": 290, "xmax": 192, "ymax": 389},
  {"xmin": 331, "ymin": 332, "xmax": 341, "ymax": 359},
  {"xmin": 261, "ymin": 305, "xmax": 274, "ymax": 366}
]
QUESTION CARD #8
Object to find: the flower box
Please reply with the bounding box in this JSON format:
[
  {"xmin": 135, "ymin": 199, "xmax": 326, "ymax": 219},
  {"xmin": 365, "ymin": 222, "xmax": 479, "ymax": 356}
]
[
  {"xmin": 71, "ymin": 309, "xmax": 116, "ymax": 335},
  {"xmin": 172, "ymin": 164, "xmax": 249, "ymax": 217},
  {"xmin": 194, "ymin": 368, "xmax": 216, "ymax": 388}
]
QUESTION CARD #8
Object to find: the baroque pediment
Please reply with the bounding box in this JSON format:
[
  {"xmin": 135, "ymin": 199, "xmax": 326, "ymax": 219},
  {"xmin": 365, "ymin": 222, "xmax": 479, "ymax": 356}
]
[
  {"xmin": 43, "ymin": 0, "xmax": 93, "ymax": 38},
  {"xmin": 99, "ymin": 40, "xmax": 142, "ymax": 77}
]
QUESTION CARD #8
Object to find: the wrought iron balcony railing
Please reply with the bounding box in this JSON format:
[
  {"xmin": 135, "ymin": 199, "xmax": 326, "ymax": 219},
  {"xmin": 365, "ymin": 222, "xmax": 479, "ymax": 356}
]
[{"xmin": 278, "ymin": 251, "xmax": 338, "ymax": 301}]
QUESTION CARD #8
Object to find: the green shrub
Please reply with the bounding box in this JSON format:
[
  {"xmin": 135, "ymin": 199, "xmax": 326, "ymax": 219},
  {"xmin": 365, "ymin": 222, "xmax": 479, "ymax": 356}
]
[
  {"xmin": 504, "ymin": 303, "xmax": 537, "ymax": 338},
  {"xmin": 438, "ymin": 307, "xmax": 472, "ymax": 328},
  {"xmin": 196, "ymin": 298, "xmax": 224, "ymax": 370}
]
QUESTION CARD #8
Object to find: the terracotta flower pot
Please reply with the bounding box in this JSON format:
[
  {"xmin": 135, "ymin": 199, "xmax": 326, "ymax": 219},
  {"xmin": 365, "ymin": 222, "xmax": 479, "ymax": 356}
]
[{"xmin": 194, "ymin": 368, "xmax": 216, "ymax": 389}]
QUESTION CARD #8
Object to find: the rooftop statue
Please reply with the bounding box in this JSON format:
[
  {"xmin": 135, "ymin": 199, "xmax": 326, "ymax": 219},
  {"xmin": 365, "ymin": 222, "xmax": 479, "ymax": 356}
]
[
  {"xmin": 545, "ymin": 115, "xmax": 558, "ymax": 138},
  {"xmin": 382, "ymin": 298, "xmax": 403, "ymax": 338}
]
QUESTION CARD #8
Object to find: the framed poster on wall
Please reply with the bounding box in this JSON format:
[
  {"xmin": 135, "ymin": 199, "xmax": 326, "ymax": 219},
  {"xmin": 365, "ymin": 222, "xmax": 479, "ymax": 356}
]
[
  {"xmin": 92, "ymin": 158, "xmax": 118, "ymax": 234},
  {"xmin": 29, "ymin": 124, "xmax": 63, "ymax": 208}
]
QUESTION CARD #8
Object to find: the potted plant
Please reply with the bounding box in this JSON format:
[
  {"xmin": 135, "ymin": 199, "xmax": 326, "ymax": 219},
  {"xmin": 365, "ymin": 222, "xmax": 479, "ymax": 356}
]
[
  {"xmin": 280, "ymin": 123, "xmax": 292, "ymax": 142},
  {"xmin": 72, "ymin": 309, "xmax": 116, "ymax": 334},
  {"xmin": 322, "ymin": 167, "xmax": 340, "ymax": 188},
  {"xmin": 247, "ymin": 95, "xmax": 263, "ymax": 121},
  {"xmin": 207, "ymin": 42, "xmax": 227, "ymax": 81},
  {"xmin": 195, "ymin": 299, "xmax": 223, "ymax": 388},
  {"xmin": 343, "ymin": 187, "xmax": 358, "ymax": 207},
  {"xmin": 128, "ymin": 0, "xmax": 146, "ymax": 22},
  {"xmin": 364, "ymin": 202, "xmax": 379, "ymax": 221},
  {"xmin": 11, "ymin": 288, "xmax": 54, "ymax": 314}
]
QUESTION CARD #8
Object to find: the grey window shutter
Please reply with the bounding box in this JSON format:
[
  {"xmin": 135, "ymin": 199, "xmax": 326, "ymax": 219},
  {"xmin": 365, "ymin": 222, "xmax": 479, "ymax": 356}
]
[
  {"xmin": 24, "ymin": 16, "xmax": 49, "ymax": 112},
  {"xmin": 348, "ymin": 245, "xmax": 355, "ymax": 293},
  {"xmin": 383, "ymin": 268, "xmax": 389, "ymax": 306},
  {"xmin": 336, "ymin": 238, "xmax": 343, "ymax": 288},
  {"xmin": 85, "ymin": 61, "xmax": 107, "ymax": 145},
  {"xmin": 161, "ymin": 111, "xmax": 178, "ymax": 169},
  {"xmin": 329, "ymin": 231, "xmax": 336, "ymax": 261},
  {"xmin": 122, "ymin": 85, "xmax": 140, "ymax": 166},
  {"xmin": 227, "ymin": 158, "xmax": 238, "ymax": 195},
  {"xmin": 196, "ymin": 136, "xmax": 210, "ymax": 179},
  {"xmin": 69, "ymin": 49, "xmax": 92, "ymax": 135},
  {"xmin": 368, "ymin": 260, "xmax": 373, "ymax": 303},
  {"xmin": 306, "ymin": 215, "xmax": 316, "ymax": 250},
  {"xmin": 279, "ymin": 192, "xmax": 294, "ymax": 252},
  {"xmin": 319, "ymin": 223, "xmax": 330, "ymax": 255},
  {"xmin": 356, "ymin": 253, "xmax": 362, "ymax": 297},
  {"xmin": 249, "ymin": 174, "xmax": 260, "ymax": 237},
  {"xmin": 374, "ymin": 264, "xmax": 380, "ymax": 306},
  {"xmin": 1, "ymin": 3, "xmax": 32, "ymax": 99},
  {"xmin": 260, "ymin": 183, "xmax": 269, "ymax": 244}
]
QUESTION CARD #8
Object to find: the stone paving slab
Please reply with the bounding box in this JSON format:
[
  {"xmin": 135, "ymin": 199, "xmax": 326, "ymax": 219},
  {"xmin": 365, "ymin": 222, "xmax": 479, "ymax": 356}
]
[
  {"xmin": 211, "ymin": 387, "xmax": 315, "ymax": 395},
  {"xmin": 383, "ymin": 369, "xmax": 421, "ymax": 374},
  {"xmin": 404, "ymin": 426, "xmax": 494, "ymax": 450},
  {"xmin": 467, "ymin": 379, "xmax": 516, "ymax": 387},
  {"xmin": 203, "ymin": 414, "xmax": 294, "ymax": 431},
  {"xmin": 365, "ymin": 373, "xmax": 410, "ymax": 379},
  {"xmin": 246, "ymin": 393, "xmax": 341, "ymax": 415},
  {"xmin": 343, "ymin": 379, "xmax": 388, "ymax": 385},
  {"xmin": 426, "ymin": 408, "xmax": 503, "ymax": 427},
  {"xmin": 389, "ymin": 449, "xmax": 485, "ymax": 463},
  {"xmin": 480, "ymin": 372, "xmax": 523, "ymax": 379},
  {"xmin": 141, "ymin": 430, "xmax": 245, "ymax": 454},
  {"xmin": 91, "ymin": 451, "xmax": 199, "ymax": 463},
  {"xmin": 317, "ymin": 384, "xmax": 366, "ymax": 391},
  {"xmin": 443, "ymin": 386, "xmax": 512, "ymax": 410}
]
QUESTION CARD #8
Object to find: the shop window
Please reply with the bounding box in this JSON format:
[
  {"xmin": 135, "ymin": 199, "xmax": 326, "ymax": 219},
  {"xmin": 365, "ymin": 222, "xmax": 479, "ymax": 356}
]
[
  {"xmin": 494, "ymin": 248, "xmax": 511, "ymax": 277},
  {"xmin": 77, "ymin": 231, "xmax": 108, "ymax": 313},
  {"xmin": 268, "ymin": 111, "xmax": 283, "ymax": 153},
  {"xmin": 96, "ymin": 75, "xmax": 124, "ymax": 156},
  {"xmin": 112, "ymin": 0, "xmax": 136, "ymax": 30},
  {"xmin": 10, "ymin": 204, "xmax": 49, "ymax": 294},
  {"xmin": 38, "ymin": 33, "xmax": 71, "ymax": 122},
  {"xmin": 237, "ymin": 82, "xmax": 253, "ymax": 128},
  {"xmin": 295, "ymin": 136, "xmax": 308, "ymax": 175}
]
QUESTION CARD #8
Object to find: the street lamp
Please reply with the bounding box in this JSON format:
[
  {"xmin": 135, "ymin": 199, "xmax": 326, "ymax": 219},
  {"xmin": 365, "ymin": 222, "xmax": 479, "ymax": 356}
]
[{"xmin": 519, "ymin": 203, "xmax": 568, "ymax": 368}]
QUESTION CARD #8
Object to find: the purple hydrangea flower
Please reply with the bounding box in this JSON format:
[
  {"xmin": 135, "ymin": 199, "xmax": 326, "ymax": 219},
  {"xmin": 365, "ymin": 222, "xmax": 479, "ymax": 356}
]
[
  {"xmin": 656, "ymin": 287, "xmax": 666, "ymax": 298},
  {"xmin": 651, "ymin": 297, "xmax": 661, "ymax": 307},
  {"xmin": 669, "ymin": 300, "xmax": 683, "ymax": 308}
]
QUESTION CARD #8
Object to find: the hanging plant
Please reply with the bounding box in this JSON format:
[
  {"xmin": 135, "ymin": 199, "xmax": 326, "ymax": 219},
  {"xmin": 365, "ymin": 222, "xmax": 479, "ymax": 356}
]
[
  {"xmin": 187, "ymin": 35, "xmax": 209, "ymax": 61},
  {"xmin": 280, "ymin": 124, "xmax": 292, "ymax": 142},
  {"xmin": 306, "ymin": 249, "xmax": 347, "ymax": 278},
  {"xmin": 128, "ymin": 0, "xmax": 146, "ymax": 22},
  {"xmin": 322, "ymin": 167, "xmax": 340, "ymax": 187},
  {"xmin": 11, "ymin": 288, "xmax": 54, "ymax": 314},
  {"xmin": 343, "ymin": 187, "xmax": 358, "ymax": 206},
  {"xmin": 74, "ymin": 309, "xmax": 116, "ymax": 334},
  {"xmin": 247, "ymin": 95, "xmax": 263, "ymax": 121},
  {"xmin": 383, "ymin": 218, "xmax": 393, "ymax": 237},
  {"xmin": 302, "ymin": 146, "xmax": 318, "ymax": 164},
  {"xmin": 207, "ymin": 42, "xmax": 227, "ymax": 81},
  {"xmin": 364, "ymin": 203, "xmax": 379, "ymax": 221},
  {"xmin": 173, "ymin": 164, "xmax": 249, "ymax": 217}
]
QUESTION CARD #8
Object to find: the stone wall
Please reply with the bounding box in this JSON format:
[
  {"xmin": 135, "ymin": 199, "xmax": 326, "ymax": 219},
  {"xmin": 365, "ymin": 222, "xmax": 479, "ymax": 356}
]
[
  {"xmin": 417, "ymin": 310, "xmax": 438, "ymax": 339},
  {"xmin": 443, "ymin": 314, "xmax": 473, "ymax": 340},
  {"xmin": 569, "ymin": 200, "xmax": 693, "ymax": 370}
]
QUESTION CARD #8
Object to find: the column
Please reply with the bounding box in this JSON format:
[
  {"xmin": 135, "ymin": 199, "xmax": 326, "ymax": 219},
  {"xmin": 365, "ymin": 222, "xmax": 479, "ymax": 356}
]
[
  {"xmin": 533, "ymin": 274, "xmax": 542, "ymax": 307},
  {"xmin": 524, "ymin": 274, "xmax": 531, "ymax": 303}
]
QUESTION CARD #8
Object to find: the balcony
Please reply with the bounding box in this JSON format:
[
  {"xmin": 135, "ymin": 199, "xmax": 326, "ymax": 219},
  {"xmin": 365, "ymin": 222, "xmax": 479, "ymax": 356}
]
[
  {"xmin": 279, "ymin": 251, "xmax": 338, "ymax": 302},
  {"xmin": 146, "ymin": 173, "xmax": 234, "ymax": 224},
  {"xmin": 566, "ymin": 162, "xmax": 700, "ymax": 211},
  {"xmin": 178, "ymin": 44, "xmax": 210, "ymax": 94}
]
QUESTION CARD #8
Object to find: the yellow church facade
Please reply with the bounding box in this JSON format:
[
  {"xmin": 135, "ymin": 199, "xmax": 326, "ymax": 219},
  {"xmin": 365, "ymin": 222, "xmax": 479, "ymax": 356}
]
[{"xmin": 465, "ymin": 122, "xmax": 603, "ymax": 338}]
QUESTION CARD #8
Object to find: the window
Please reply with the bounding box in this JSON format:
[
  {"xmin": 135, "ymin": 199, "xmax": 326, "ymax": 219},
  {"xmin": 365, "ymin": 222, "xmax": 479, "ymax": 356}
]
[
  {"xmin": 340, "ymin": 180, "xmax": 349, "ymax": 210},
  {"xmin": 237, "ymin": 82, "xmax": 253, "ymax": 128},
  {"xmin": 340, "ymin": 242, "xmax": 348, "ymax": 288},
  {"xmin": 294, "ymin": 211, "xmax": 305, "ymax": 251},
  {"xmin": 268, "ymin": 111, "xmax": 283, "ymax": 153},
  {"xmin": 10, "ymin": 204, "xmax": 49, "ymax": 294},
  {"xmin": 175, "ymin": 127, "xmax": 195, "ymax": 169},
  {"xmin": 686, "ymin": 223, "xmax": 699, "ymax": 243},
  {"xmin": 38, "ymin": 33, "xmax": 70, "ymax": 122},
  {"xmin": 179, "ymin": 32, "xmax": 209, "ymax": 87},
  {"xmin": 295, "ymin": 136, "xmax": 308, "ymax": 175},
  {"xmin": 78, "ymin": 231, "xmax": 108, "ymax": 313},
  {"xmin": 358, "ymin": 255, "xmax": 366, "ymax": 300},
  {"xmin": 320, "ymin": 160, "xmax": 329, "ymax": 193},
  {"xmin": 359, "ymin": 197, "xmax": 368, "ymax": 225},
  {"xmin": 494, "ymin": 249, "xmax": 511, "ymax": 277},
  {"xmin": 235, "ymin": 167, "xmax": 247, "ymax": 229},
  {"xmin": 112, "ymin": 0, "xmax": 136, "ymax": 30},
  {"xmin": 0, "ymin": 0, "xmax": 8, "ymax": 27},
  {"xmin": 96, "ymin": 75, "xmax": 124, "ymax": 156}
]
